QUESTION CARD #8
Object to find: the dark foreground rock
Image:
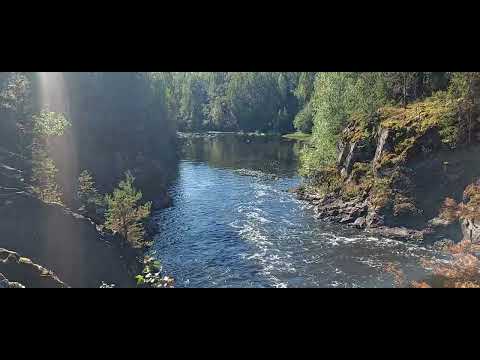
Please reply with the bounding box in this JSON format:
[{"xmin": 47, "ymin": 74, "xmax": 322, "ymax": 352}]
[
  {"xmin": 0, "ymin": 248, "xmax": 68, "ymax": 288},
  {"xmin": 0, "ymin": 192, "xmax": 141, "ymax": 288},
  {"xmin": 0, "ymin": 273, "xmax": 24, "ymax": 288}
]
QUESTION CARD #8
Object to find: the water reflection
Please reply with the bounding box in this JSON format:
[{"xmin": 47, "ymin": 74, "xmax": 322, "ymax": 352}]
[{"xmin": 179, "ymin": 133, "xmax": 302, "ymax": 177}]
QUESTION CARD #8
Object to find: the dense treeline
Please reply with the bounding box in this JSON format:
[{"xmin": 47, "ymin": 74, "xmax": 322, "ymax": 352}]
[
  {"xmin": 63, "ymin": 72, "xmax": 178, "ymax": 198},
  {"xmin": 0, "ymin": 72, "xmax": 178, "ymax": 204},
  {"xmin": 4, "ymin": 72, "xmax": 479, "ymax": 190},
  {"xmin": 161, "ymin": 72, "xmax": 300, "ymax": 133},
  {"xmin": 298, "ymin": 72, "xmax": 480, "ymax": 176},
  {"xmin": 4, "ymin": 72, "xmax": 478, "ymax": 195}
]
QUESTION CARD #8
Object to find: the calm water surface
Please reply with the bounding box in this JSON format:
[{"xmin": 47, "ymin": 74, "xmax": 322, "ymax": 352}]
[{"xmin": 152, "ymin": 133, "xmax": 439, "ymax": 288}]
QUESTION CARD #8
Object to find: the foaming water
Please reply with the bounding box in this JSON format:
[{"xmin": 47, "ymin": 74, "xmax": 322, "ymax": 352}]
[{"xmin": 152, "ymin": 134, "xmax": 439, "ymax": 288}]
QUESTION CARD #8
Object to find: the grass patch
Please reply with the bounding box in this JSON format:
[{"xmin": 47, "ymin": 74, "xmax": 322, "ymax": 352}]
[{"xmin": 282, "ymin": 132, "xmax": 312, "ymax": 141}]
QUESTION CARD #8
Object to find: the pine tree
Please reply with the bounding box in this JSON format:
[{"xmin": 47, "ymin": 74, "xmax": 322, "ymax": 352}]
[
  {"xmin": 104, "ymin": 172, "xmax": 152, "ymax": 247},
  {"xmin": 77, "ymin": 170, "xmax": 101, "ymax": 207},
  {"xmin": 29, "ymin": 110, "xmax": 70, "ymax": 204},
  {"xmin": 31, "ymin": 151, "xmax": 63, "ymax": 204}
]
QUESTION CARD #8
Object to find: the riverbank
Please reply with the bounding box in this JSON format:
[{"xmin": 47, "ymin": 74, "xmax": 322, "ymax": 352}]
[{"xmin": 294, "ymin": 96, "xmax": 480, "ymax": 245}]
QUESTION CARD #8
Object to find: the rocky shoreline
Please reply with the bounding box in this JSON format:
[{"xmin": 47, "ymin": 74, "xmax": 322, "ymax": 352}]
[
  {"xmin": 294, "ymin": 100, "xmax": 480, "ymax": 245},
  {"xmin": 297, "ymin": 189, "xmax": 417, "ymax": 239},
  {"xmin": 296, "ymin": 188, "xmax": 466, "ymax": 243}
]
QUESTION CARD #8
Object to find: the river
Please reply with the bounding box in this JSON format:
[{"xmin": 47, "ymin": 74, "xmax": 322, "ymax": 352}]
[{"xmin": 151, "ymin": 133, "xmax": 439, "ymax": 288}]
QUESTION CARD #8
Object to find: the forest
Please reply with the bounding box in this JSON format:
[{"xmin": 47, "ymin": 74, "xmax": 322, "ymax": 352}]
[
  {"xmin": 158, "ymin": 72, "xmax": 301, "ymax": 133},
  {"xmin": 1, "ymin": 72, "xmax": 480, "ymax": 288}
]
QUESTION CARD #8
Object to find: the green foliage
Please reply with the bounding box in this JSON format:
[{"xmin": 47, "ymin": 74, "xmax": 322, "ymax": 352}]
[
  {"xmin": 104, "ymin": 172, "xmax": 152, "ymax": 247},
  {"xmin": 32, "ymin": 110, "xmax": 70, "ymax": 138},
  {"xmin": 77, "ymin": 170, "xmax": 103, "ymax": 206},
  {"xmin": 27, "ymin": 110, "xmax": 71, "ymax": 204},
  {"xmin": 447, "ymin": 72, "xmax": 480, "ymax": 99},
  {"xmin": 135, "ymin": 274, "xmax": 146, "ymax": 286},
  {"xmin": 0, "ymin": 72, "xmax": 34, "ymax": 153},
  {"xmin": 301, "ymin": 73, "xmax": 364, "ymax": 174},
  {"xmin": 293, "ymin": 100, "xmax": 314, "ymax": 133},
  {"xmin": 163, "ymin": 72, "xmax": 299, "ymax": 133},
  {"xmin": 299, "ymin": 72, "xmax": 454, "ymax": 177},
  {"xmin": 378, "ymin": 91, "xmax": 461, "ymax": 162},
  {"xmin": 294, "ymin": 72, "xmax": 316, "ymax": 105},
  {"xmin": 31, "ymin": 151, "xmax": 63, "ymax": 204},
  {"xmin": 282, "ymin": 132, "xmax": 312, "ymax": 141},
  {"xmin": 136, "ymin": 256, "xmax": 174, "ymax": 288}
]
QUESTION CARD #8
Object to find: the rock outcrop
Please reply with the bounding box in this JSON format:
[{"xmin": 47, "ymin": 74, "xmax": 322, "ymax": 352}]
[
  {"xmin": 297, "ymin": 97, "xmax": 480, "ymax": 244},
  {"xmin": 0, "ymin": 248, "xmax": 67, "ymax": 288},
  {"xmin": 461, "ymin": 219, "xmax": 480, "ymax": 243}
]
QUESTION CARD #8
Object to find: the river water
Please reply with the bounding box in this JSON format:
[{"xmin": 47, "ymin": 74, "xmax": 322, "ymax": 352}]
[{"xmin": 151, "ymin": 133, "xmax": 439, "ymax": 288}]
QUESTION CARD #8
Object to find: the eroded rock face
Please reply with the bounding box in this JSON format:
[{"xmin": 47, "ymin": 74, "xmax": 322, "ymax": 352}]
[
  {"xmin": 372, "ymin": 127, "xmax": 394, "ymax": 174},
  {"xmin": 462, "ymin": 219, "xmax": 480, "ymax": 243},
  {"xmin": 0, "ymin": 192, "xmax": 139, "ymax": 288},
  {"xmin": 337, "ymin": 130, "xmax": 376, "ymax": 177},
  {"xmin": 0, "ymin": 248, "xmax": 67, "ymax": 288}
]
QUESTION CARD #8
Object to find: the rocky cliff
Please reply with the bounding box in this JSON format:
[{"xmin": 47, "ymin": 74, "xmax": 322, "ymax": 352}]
[
  {"xmin": 0, "ymin": 191, "xmax": 141, "ymax": 287},
  {"xmin": 297, "ymin": 95, "xmax": 480, "ymax": 243}
]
